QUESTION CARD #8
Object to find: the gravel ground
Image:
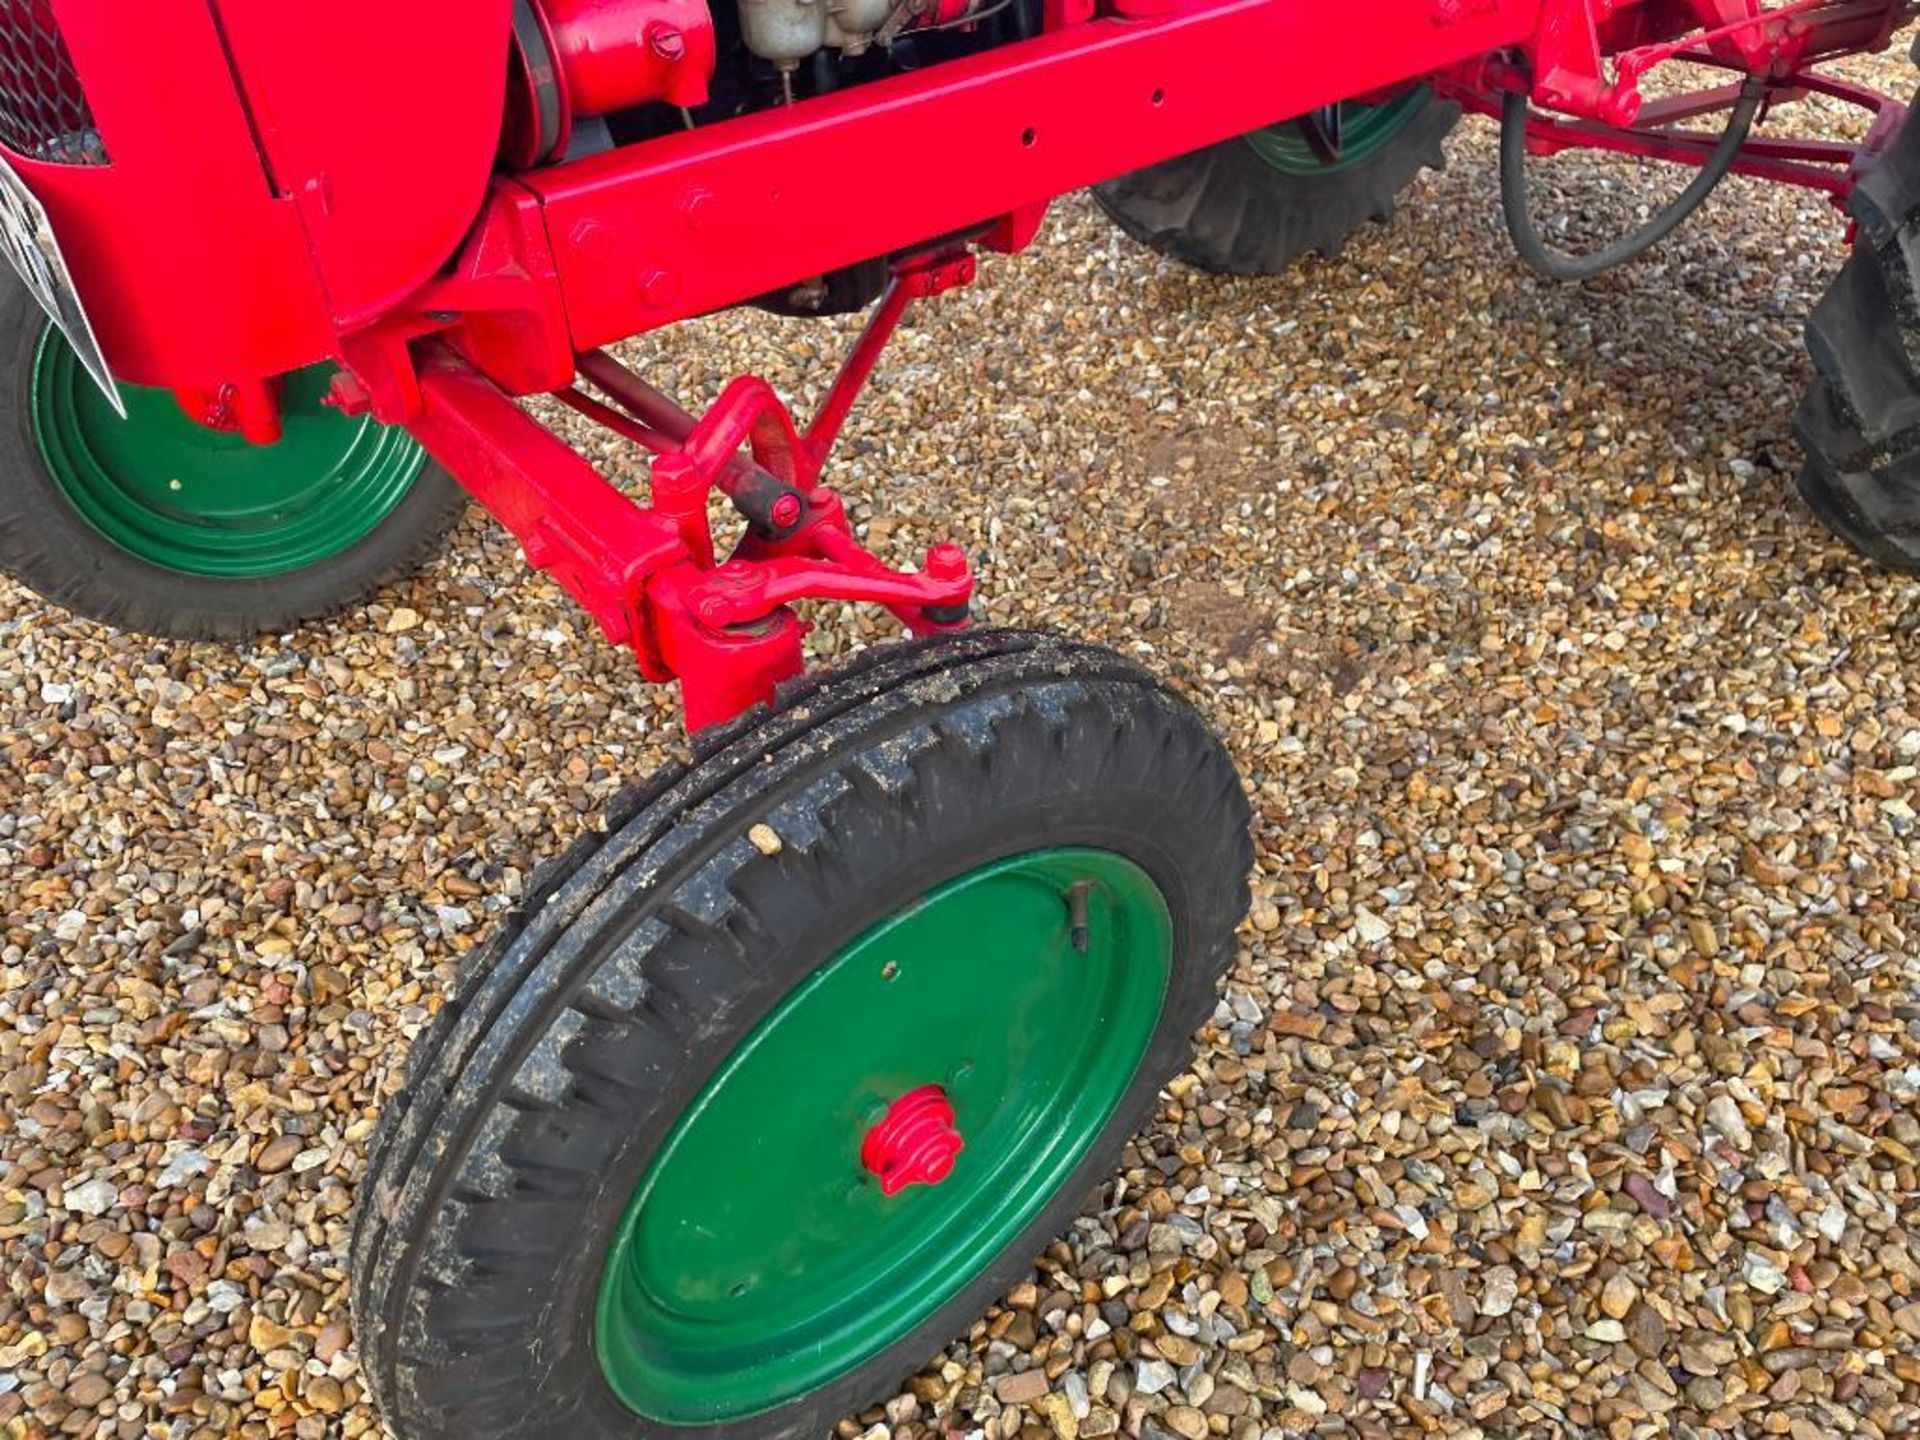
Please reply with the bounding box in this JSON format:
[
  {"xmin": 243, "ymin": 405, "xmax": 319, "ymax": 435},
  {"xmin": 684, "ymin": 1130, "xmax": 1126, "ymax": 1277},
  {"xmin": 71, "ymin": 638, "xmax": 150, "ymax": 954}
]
[{"xmin": 6, "ymin": 34, "xmax": 1920, "ymax": 1440}]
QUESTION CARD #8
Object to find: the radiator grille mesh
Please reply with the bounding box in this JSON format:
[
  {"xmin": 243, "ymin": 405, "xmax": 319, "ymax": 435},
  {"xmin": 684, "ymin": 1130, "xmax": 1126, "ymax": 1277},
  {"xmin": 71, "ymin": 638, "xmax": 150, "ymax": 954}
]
[{"xmin": 0, "ymin": 3, "xmax": 104, "ymax": 165}]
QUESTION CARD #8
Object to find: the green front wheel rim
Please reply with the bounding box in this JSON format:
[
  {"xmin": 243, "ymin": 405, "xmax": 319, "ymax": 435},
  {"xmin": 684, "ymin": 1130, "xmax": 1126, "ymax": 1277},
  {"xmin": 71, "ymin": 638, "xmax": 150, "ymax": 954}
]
[
  {"xmin": 1244, "ymin": 88, "xmax": 1431, "ymax": 176},
  {"xmin": 30, "ymin": 328, "xmax": 427, "ymax": 579},
  {"xmin": 595, "ymin": 848, "xmax": 1175, "ymax": 1424}
]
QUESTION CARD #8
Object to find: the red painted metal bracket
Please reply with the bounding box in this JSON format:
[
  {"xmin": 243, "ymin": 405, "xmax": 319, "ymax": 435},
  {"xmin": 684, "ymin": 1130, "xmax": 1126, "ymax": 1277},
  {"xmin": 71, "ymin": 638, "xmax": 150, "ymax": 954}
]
[
  {"xmin": 330, "ymin": 0, "xmax": 1912, "ymax": 425},
  {"xmin": 404, "ymin": 347, "xmax": 685, "ymax": 659},
  {"xmin": 403, "ymin": 253, "xmax": 977, "ymax": 732},
  {"xmin": 1442, "ymin": 0, "xmax": 1913, "ymax": 203},
  {"xmin": 1495, "ymin": 0, "xmax": 1906, "ymax": 129},
  {"xmin": 1488, "ymin": 69, "xmax": 1906, "ymax": 201},
  {"xmin": 173, "ymin": 377, "xmax": 284, "ymax": 445}
]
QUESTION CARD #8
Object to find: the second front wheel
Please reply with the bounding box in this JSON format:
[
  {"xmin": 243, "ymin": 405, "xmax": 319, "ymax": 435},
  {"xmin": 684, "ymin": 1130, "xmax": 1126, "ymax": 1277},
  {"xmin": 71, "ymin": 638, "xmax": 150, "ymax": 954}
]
[
  {"xmin": 352, "ymin": 630, "xmax": 1253, "ymax": 1440},
  {"xmin": 0, "ymin": 273, "xmax": 467, "ymax": 639}
]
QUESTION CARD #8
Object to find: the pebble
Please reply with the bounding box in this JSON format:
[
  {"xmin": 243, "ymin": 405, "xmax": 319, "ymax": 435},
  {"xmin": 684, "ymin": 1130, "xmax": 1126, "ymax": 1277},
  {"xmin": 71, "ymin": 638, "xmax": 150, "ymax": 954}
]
[
  {"xmin": 1706, "ymin": 1094, "xmax": 1753, "ymax": 1151},
  {"xmin": 1626, "ymin": 1300, "xmax": 1669, "ymax": 1359},
  {"xmin": 1680, "ymin": 1336, "xmax": 1739, "ymax": 1376},
  {"xmin": 1600, "ymin": 1273, "xmax": 1638, "ymax": 1320},
  {"xmin": 1480, "ymin": 1267, "xmax": 1519, "ymax": 1318},
  {"xmin": 995, "ymin": 1371, "xmax": 1051, "ymax": 1406},
  {"xmin": 60, "ymin": 1177, "xmax": 117, "ymax": 1217},
  {"xmin": 1743, "ymin": 1250, "xmax": 1790, "ymax": 1295},
  {"xmin": 65, "ymin": 1373, "xmax": 110, "ymax": 1411},
  {"xmin": 255, "ymin": 1134, "xmax": 304, "ymax": 1174},
  {"xmin": 1133, "ymin": 1361, "xmax": 1175, "ymax": 1397}
]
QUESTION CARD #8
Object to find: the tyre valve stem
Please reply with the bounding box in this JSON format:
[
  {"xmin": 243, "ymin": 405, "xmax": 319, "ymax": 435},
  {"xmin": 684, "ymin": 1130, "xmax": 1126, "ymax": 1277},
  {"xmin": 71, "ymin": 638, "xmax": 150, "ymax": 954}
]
[{"xmin": 1068, "ymin": 880, "xmax": 1092, "ymax": 954}]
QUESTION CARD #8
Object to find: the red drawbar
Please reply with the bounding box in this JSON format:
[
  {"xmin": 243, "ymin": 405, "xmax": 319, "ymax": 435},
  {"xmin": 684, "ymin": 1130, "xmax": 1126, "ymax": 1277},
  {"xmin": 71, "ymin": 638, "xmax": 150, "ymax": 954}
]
[{"xmin": 862, "ymin": 1086, "xmax": 965, "ymax": 1197}]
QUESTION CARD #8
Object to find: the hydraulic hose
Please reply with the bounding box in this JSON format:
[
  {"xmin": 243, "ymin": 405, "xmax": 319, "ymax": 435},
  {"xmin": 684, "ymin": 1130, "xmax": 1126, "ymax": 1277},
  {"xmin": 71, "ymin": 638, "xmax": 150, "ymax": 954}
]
[{"xmin": 1500, "ymin": 78, "xmax": 1766, "ymax": 282}]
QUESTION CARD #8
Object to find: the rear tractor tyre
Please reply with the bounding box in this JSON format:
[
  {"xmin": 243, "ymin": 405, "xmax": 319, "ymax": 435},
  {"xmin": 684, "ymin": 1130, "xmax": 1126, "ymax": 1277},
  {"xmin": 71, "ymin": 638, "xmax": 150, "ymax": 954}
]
[
  {"xmin": 1795, "ymin": 87, "xmax": 1920, "ymax": 573},
  {"xmin": 1093, "ymin": 88, "xmax": 1460, "ymax": 275},
  {"xmin": 351, "ymin": 630, "xmax": 1253, "ymax": 1440},
  {"xmin": 0, "ymin": 272, "xmax": 467, "ymax": 639}
]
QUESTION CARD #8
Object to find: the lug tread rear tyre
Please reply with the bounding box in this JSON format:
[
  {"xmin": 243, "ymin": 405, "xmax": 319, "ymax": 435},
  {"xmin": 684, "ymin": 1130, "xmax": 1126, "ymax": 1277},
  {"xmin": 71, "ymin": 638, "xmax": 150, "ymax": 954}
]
[
  {"xmin": 1093, "ymin": 95, "xmax": 1458, "ymax": 276},
  {"xmin": 351, "ymin": 631, "xmax": 1252, "ymax": 1440},
  {"xmin": 1795, "ymin": 79, "xmax": 1920, "ymax": 574},
  {"xmin": 1804, "ymin": 249, "xmax": 1920, "ymax": 444}
]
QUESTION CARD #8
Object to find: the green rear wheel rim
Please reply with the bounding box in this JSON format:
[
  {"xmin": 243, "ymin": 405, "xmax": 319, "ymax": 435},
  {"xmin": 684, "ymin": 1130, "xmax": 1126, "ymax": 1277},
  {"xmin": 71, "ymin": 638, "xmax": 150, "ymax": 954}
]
[
  {"xmin": 595, "ymin": 848, "xmax": 1175, "ymax": 1424},
  {"xmin": 30, "ymin": 327, "xmax": 427, "ymax": 579},
  {"xmin": 1244, "ymin": 88, "xmax": 1430, "ymax": 176}
]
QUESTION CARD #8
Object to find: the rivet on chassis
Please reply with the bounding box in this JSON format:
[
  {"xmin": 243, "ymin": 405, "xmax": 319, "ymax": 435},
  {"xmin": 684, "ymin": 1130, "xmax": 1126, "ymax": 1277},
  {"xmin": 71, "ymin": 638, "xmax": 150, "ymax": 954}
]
[
  {"xmin": 680, "ymin": 187, "xmax": 714, "ymax": 229},
  {"xmin": 639, "ymin": 268, "xmax": 680, "ymax": 307}
]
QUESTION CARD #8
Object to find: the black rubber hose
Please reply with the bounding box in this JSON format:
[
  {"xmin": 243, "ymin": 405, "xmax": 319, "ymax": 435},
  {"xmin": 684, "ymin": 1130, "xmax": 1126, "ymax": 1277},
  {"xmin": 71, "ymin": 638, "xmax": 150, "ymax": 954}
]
[{"xmin": 1500, "ymin": 78, "xmax": 1765, "ymax": 282}]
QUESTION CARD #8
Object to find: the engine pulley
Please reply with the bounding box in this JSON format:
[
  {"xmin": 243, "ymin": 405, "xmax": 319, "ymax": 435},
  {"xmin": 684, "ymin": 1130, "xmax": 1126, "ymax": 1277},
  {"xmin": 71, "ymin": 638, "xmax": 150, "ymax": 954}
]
[{"xmin": 505, "ymin": 0, "xmax": 716, "ymax": 164}]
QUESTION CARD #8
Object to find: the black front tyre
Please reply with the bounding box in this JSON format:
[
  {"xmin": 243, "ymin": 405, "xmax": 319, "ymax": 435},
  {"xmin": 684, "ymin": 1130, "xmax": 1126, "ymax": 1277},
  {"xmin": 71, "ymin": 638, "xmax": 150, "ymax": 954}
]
[
  {"xmin": 1094, "ymin": 89, "xmax": 1460, "ymax": 275},
  {"xmin": 351, "ymin": 630, "xmax": 1252, "ymax": 1440},
  {"xmin": 0, "ymin": 273, "xmax": 468, "ymax": 639}
]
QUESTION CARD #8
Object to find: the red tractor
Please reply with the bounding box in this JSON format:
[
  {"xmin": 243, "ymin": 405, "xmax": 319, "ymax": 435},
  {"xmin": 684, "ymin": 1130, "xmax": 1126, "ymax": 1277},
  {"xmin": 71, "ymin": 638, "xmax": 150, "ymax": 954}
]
[{"xmin": 0, "ymin": 2, "xmax": 1914, "ymax": 1437}]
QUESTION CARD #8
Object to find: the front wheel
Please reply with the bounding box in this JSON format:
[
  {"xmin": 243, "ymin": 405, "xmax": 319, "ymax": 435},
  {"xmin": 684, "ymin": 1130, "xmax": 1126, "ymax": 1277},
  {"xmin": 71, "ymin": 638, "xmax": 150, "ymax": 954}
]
[
  {"xmin": 0, "ymin": 274, "xmax": 467, "ymax": 639},
  {"xmin": 1094, "ymin": 88, "xmax": 1460, "ymax": 275},
  {"xmin": 351, "ymin": 630, "xmax": 1252, "ymax": 1440}
]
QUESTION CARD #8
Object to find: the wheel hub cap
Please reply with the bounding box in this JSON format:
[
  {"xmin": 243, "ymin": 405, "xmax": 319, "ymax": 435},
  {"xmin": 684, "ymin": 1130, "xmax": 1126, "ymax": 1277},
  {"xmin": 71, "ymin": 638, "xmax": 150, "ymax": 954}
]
[
  {"xmin": 861, "ymin": 1084, "xmax": 964, "ymax": 1196},
  {"xmin": 594, "ymin": 848, "xmax": 1173, "ymax": 1424}
]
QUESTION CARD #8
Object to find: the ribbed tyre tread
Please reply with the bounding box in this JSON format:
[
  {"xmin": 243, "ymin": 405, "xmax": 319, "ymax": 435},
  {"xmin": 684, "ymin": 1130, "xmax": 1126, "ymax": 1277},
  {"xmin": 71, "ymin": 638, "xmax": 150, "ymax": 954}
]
[{"xmin": 350, "ymin": 631, "xmax": 1252, "ymax": 1440}]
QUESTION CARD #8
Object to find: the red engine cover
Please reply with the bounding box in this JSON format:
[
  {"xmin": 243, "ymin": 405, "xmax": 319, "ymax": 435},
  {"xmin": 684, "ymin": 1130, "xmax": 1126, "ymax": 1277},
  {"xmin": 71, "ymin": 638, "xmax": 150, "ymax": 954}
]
[
  {"xmin": 3, "ymin": 0, "xmax": 514, "ymax": 388},
  {"xmin": 210, "ymin": 1, "xmax": 515, "ymax": 332}
]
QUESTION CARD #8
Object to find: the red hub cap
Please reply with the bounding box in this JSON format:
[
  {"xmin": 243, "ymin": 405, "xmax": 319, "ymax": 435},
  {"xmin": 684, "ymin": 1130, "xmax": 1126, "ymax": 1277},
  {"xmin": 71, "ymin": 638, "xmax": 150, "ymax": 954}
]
[{"xmin": 861, "ymin": 1085, "xmax": 964, "ymax": 1196}]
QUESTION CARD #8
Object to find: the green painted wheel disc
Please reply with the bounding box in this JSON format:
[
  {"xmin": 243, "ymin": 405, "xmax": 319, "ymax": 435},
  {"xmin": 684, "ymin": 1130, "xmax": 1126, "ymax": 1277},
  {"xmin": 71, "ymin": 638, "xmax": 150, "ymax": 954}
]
[
  {"xmin": 595, "ymin": 848, "xmax": 1175, "ymax": 1424},
  {"xmin": 1244, "ymin": 88, "xmax": 1430, "ymax": 176},
  {"xmin": 31, "ymin": 328, "xmax": 426, "ymax": 579}
]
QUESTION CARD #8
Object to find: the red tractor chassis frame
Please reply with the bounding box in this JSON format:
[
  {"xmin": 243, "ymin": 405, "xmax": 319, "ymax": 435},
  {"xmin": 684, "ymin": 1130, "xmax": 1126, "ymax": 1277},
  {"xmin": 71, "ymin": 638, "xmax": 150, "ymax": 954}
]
[{"xmin": 22, "ymin": 0, "xmax": 1917, "ymax": 728}]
